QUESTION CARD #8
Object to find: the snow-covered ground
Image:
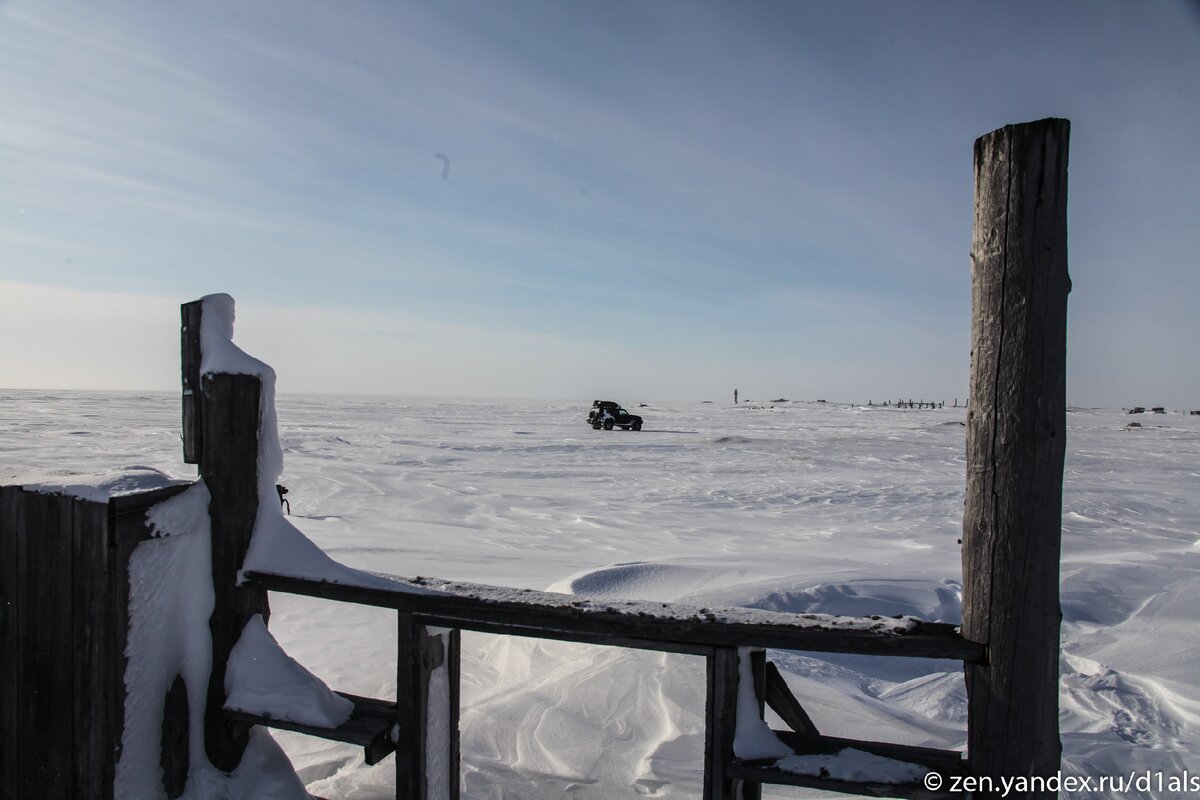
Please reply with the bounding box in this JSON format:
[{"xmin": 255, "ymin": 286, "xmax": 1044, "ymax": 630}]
[{"xmin": 2, "ymin": 392, "xmax": 1197, "ymax": 798}]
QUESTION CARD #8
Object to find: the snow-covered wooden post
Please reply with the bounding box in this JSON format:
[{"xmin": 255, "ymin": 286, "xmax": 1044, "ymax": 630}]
[
  {"xmin": 181, "ymin": 299, "xmax": 271, "ymax": 773},
  {"xmin": 962, "ymin": 118, "xmax": 1070, "ymax": 796},
  {"xmin": 396, "ymin": 620, "xmax": 461, "ymax": 800}
]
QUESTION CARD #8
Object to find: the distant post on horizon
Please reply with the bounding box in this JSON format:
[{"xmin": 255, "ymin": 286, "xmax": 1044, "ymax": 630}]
[{"xmin": 734, "ymin": 388, "xmax": 738, "ymax": 404}]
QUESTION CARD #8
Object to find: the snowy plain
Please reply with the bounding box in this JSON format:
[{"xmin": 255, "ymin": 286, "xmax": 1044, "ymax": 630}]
[{"xmin": 2, "ymin": 390, "xmax": 1198, "ymax": 798}]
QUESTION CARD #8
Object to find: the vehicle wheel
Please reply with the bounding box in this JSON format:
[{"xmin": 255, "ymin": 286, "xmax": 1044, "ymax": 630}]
[
  {"xmin": 603, "ymin": 420, "xmax": 614, "ymax": 430},
  {"xmin": 592, "ymin": 422, "xmax": 602, "ymax": 430},
  {"xmin": 632, "ymin": 421, "xmax": 642, "ymax": 431}
]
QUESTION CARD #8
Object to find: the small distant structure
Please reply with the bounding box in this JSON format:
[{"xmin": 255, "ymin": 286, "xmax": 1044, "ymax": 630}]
[{"xmin": 733, "ymin": 388, "xmax": 738, "ymax": 404}]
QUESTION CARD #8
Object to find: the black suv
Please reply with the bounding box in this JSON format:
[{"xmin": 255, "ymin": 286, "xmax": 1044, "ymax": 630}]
[{"xmin": 587, "ymin": 400, "xmax": 643, "ymax": 431}]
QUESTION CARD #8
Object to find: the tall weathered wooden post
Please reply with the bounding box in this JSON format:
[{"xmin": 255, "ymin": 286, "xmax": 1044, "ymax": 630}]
[
  {"xmin": 181, "ymin": 299, "xmax": 270, "ymax": 774},
  {"xmin": 962, "ymin": 118, "xmax": 1070, "ymax": 795}
]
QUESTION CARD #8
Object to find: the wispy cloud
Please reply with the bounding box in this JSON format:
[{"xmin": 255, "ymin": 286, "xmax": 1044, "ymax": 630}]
[{"xmin": 2, "ymin": 0, "xmax": 1197, "ymax": 404}]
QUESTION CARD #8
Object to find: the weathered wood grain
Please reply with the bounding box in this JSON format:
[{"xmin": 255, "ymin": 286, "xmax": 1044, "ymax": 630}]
[
  {"xmin": 201, "ymin": 373, "xmax": 268, "ymax": 772},
  {"xmin": 73, "ymin": 497, "xmax": 116, "ymax": 800},
  {"xmin": 0, "ymin": 486, "xmax": 21, "ymax": 800},
  {"xmin": 181, "ymin": 300, "xmax": 204, "ymax": 465},
  {"xmin": 765, "ymin": 659, "xmax": 819, "ymax": 736},
  {"xmin": 704, "ymin": 647, "xmax": 739, "ymax": 800},
  {"xmin": 226, "ymin": 691, "xmax": 397, "ymax": 766},
  {"xmin": 18, "ymin": 491, "xmax": 75, "ymax": 798},
  {"xmin": 962, "ymin": 118, "xmax": 1070, "ymax": 794},
  {"xmin": 244, "ymin": 571, "xmax": 983, "ymax": 661}
]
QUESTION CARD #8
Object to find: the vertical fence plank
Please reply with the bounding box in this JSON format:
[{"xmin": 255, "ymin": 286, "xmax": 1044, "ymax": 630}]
[
  {"xmin": 201, "ymin": 373, "xmax": 267, "ymax": 773},
  {"xmin": 395, "ymin": 613, "xmax": 424, "ymax": 799},
  {"xmin": 72, "ymin": 498, "xmax": 115, "ymax": 800},
  {"xmin": 704, "ymin": 647, "xmax": 738, "ymax": 800},
  {"xmin": 963, "ymin": 117, "xmax": 1070, "ymax": 796},
  {"xmin": 17, "ymin": 492, "xmax": 74, "ymax": 798},
  {"xmin": 396, "ymin": 619, "xmax": 460, "ymax": 800},
  {"xmin": 739, "ymin": 650, "xmax": 767, "ymax": 800},
  {"xmin": 446, "ymin": 629, "xmax": 461, "ymax": 800},
  {"xmin": 0, "ymin": 486, "xmax": 20, "ymax": 800}
]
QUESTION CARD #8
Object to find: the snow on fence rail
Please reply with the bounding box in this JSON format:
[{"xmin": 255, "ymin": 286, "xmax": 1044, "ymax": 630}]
[{"xmin": 0, "ymin": 118, "xmax": 1069, "ymax": 800}]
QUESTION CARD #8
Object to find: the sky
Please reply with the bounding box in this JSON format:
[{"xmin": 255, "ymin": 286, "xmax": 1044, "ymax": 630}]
[{"xmin": 1, "ymin": 0, "xmax": 1198, "ymax": 406}]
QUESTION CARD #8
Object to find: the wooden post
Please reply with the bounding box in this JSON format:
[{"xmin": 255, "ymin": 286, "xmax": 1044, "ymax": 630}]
[
  {"xmin": 181, "ymin": 301, "xmax": 204, "ymax": 466},
  {"xmin": 703, "ymin": 647, "xmax": 738, "ymax": 800},
  {"xmin": 962, "ymin": 118, "xmax": 1070, "ymax": 795},
  {"xmin": 201, "ymin": 372, "xmax": 269, "ymax": 772},
  {"xmin": 396, "ymin": 617, "xmax": 462, "ymax": 800}
]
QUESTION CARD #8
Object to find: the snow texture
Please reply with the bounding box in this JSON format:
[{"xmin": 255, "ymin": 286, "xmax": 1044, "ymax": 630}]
[
  {"xmin": 425, "ymin": 627, "xmax": 454, "ymax": 800},
  {"xmin": 226, "ymin": 615, "xmax": 354, "ymax": 729},
  {"xmin": 6, "ymin": 392, "xmax": 1199, "ymax": 799},
  {"xmin": 19, "ymin": 465, "xmax": 184, "ymax": 502},
  {"xmin": 117, "ymin": 482, "xmax": 216, "ymax": 799},
  {"xmin": 119, "ymin": 482, "xmax": 312, "ymax": 800}
]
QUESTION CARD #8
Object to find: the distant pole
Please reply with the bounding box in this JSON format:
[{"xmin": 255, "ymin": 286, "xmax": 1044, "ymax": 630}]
[{"xmin": 962, "ymin": 118, "xmax": 1070, "ymax": 796}]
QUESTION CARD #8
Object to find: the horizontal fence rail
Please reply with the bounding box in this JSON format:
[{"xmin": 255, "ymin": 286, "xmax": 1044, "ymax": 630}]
[{"xmin": 244, "ymin": 571, "xmax": 985, "ymax": 662}]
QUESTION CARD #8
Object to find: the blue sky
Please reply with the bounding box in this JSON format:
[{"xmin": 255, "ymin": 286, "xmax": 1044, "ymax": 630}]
[{"xmin": 2, "ymin": 0, "xmax": 1198, "ymax": 405}]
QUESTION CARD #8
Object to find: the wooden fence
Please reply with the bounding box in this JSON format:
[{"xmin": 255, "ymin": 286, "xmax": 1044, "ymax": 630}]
[
  {"xmin": 0, "ymin": 118, "xmax": 1069, "ymax": 800},
  {"xmin": 0, "ymin": 483, "xmax": 191, "ymax": 799}
]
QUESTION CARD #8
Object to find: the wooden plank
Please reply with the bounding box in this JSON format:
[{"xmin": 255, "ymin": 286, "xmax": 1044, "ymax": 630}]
[
  {"xmin": 244, "ymin": 572, "xmax": 984, "ymax": 662},
  {"xmin": 772, "ymin": 730, "xmax": 965, "ymax": 775},
  {"xmin": 0, "ymin": 486, "xmax": 21, "ymax": 800},
  {"xmin": 703, "ymin": 647, "xmax": 738, "ymax": 800},
  {"xmin": 18, "ymin": 492, "xmax": 74, "ymax": 799},
  {"xmin": 446, "ymin": 629, "xmax": 461, "ymax": 800},
  {"xmin": 730, "ymin": 729, "xmax": 965, "ymax": 799},
  {"xmin": 765, "ymin": 660, "xmax": 819, "ymax": 736},
  {"xmin": 201, "ymin": 372, "xmax": 268, "ymax": 773},
  {"xmin": 72, "ymin": 497, "xmax": 115, "ymax": 800},
  {"xmin": 395, "ymin": 613, "xmax": 423, "ymax": 799},
  {"xmin": 181, "ymin": 300, "xmax": 203, "ymax": 465},
  {"xmin": 963, "ymin": 118, "xmax": 1070, "ymax": 795},
  {"xmin": 726, "ymin": 762, "xmax": 958, "ymax": 800},
  {"xmin": 225, "ymin": 692, "xmax": 397, "ymax": 766}
]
